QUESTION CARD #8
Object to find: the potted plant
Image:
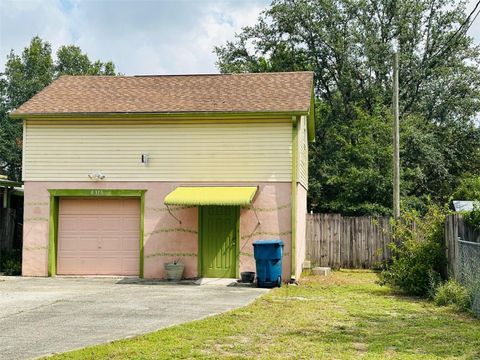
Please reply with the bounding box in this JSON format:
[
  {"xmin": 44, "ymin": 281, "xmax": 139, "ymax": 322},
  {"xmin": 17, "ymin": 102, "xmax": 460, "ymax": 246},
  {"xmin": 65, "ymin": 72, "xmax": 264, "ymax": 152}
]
[{"xmin": 164, "ymin": 259, "xmax": 184, "ymax": 281}]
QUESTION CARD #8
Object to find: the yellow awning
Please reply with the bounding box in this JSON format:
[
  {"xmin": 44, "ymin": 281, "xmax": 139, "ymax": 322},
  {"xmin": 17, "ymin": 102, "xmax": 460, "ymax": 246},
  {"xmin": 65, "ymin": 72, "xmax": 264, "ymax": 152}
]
[{"xmin": 164, "ymin": 186, "xmax": 258, "ymax": 206}]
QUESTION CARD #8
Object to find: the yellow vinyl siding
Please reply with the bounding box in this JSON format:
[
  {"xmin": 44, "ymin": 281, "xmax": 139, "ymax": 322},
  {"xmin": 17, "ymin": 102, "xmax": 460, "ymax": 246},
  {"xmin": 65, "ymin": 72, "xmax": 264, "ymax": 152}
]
[
  {"xmin": 298, "ymin": 116, "xmax": 308, "ymax": 189},
  {"xmin": 24, "ymin": 119, "xmax": 292, "ymax": 182}
]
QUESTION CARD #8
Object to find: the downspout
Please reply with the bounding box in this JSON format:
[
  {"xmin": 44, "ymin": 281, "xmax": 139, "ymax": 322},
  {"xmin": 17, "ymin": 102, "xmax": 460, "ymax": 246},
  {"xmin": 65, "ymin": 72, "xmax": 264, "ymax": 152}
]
[{"xmin": 291, "ymin": 115, "xmax": 298, "ymax": 280}]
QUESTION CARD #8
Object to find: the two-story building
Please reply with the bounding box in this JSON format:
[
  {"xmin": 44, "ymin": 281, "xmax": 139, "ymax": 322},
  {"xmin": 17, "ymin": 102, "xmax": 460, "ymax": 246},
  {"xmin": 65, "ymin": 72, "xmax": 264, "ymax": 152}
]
[{"xmin": 11, "ymin": 72, "xmax": 314, "ymax": 281}]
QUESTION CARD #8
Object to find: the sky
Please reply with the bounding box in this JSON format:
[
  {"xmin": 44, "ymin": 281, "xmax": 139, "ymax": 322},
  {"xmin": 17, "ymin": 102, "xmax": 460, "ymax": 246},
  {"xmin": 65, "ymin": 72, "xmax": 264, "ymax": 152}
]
[
  {"xmin": 0, "ymin": 0, "xmax": 479, "ymax": 75},
  {"xmin": 0, "ymin": 0, "xmax": 270, "ymax": 74}
]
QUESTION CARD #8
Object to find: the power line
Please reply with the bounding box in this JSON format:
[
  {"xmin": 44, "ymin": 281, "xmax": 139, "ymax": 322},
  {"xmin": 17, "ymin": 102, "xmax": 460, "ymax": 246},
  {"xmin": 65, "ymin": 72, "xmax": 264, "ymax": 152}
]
[
  {"xmin": 402, "ymin": 1, "xmax": 480, "ymax": 114},
  {"xmin": 470, "ymin": 4, "xmax": 480, "ymax": 30},
  {"xmin": 429, "ymin": 0, "xmax": 480, "ymax": 63}
]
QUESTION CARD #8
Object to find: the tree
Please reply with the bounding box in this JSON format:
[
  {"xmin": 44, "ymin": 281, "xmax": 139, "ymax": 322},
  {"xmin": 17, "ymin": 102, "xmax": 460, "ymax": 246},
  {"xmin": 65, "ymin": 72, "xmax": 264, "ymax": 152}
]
[
  {"xmin": 0, "ymin": 101, "xmax": 22, "ymax": 181},
  {"xmin": 0, "ymin": 37, "xmax": 53, "ymax": 180},
  {"xmin": 56, "ymin": 45, "xmax": 116, "ymax": 76},
  {"xmin": 3, "ymin": 37, "xmax": 53, "ymax": 110},
  {"xmin": 0, "ymin": 36, "xmax": 116, "ymax": 180},
  {"xmin": 451, "ymin": 175, "xmax": 480, "ymax": 201},
  {"xmin": 215, "ymin": 0, "xmax": 480, "ymax": 215}
]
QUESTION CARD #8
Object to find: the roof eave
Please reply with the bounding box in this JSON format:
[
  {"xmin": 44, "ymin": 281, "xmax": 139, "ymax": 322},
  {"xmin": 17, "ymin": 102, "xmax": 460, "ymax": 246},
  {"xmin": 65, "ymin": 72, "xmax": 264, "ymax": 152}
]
[{"xmin": 10, "ymin": 110, "xmax": 309, "ymax": 120}]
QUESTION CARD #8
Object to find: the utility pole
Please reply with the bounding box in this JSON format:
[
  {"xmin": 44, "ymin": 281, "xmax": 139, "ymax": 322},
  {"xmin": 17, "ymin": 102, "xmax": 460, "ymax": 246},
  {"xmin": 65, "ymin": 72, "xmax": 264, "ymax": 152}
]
[{"xmin": 392, "ymin": 51, "xmax": 400, "ymax": 220}]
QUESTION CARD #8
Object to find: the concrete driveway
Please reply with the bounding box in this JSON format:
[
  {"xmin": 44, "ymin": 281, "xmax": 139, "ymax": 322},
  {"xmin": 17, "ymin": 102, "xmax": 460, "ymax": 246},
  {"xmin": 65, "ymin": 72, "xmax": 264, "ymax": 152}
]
[{"xmin": 0, "ymin": 276, "xmax": 268, "ymax": 360}]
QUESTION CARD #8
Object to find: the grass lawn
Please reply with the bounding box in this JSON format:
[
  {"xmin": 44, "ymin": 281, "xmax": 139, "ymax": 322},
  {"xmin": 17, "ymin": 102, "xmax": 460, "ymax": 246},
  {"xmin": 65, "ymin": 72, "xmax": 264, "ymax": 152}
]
[{"xmin": 47, "ymin": 271, "xmax": 480, "ymax": 359}]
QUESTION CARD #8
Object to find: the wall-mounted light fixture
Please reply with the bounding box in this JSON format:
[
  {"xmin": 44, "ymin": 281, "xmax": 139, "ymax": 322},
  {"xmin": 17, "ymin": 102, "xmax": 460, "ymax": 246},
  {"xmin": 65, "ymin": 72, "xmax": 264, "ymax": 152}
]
[
  {"xmin": 141, "ymin": 153, "xmax": 149, "ymax": 166},
  {"xmin": 88, "ymin": 172, "xmax": 106, "ymax": 181}
]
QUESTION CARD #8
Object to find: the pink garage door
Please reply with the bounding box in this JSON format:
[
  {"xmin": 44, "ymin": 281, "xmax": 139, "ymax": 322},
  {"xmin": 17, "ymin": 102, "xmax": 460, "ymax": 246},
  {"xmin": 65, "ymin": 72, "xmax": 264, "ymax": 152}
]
[{"xmin": 57, "ymin": 197, "xmax": 140, "ymax": 276}]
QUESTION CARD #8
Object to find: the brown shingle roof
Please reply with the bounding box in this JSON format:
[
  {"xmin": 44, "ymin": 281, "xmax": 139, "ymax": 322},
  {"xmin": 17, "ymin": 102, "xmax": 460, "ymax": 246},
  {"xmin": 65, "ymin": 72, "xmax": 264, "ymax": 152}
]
[{"xmin": 12, "ymin": 72, "xmax": 313, "ymax": 116}]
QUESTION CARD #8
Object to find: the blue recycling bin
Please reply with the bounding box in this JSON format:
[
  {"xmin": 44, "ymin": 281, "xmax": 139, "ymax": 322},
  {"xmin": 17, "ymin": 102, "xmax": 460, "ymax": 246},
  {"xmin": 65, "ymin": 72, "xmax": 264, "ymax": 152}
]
[{"xmin": 253, "ymin": 240, "xmax": 284, "ymax": 288}]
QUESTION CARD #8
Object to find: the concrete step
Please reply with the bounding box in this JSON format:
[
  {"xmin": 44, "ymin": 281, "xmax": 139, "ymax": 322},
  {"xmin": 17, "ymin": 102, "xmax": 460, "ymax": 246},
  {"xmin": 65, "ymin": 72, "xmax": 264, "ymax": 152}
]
[{"xmin": 312, "ymin": 267, "xmax": 331, "ymax": 276}]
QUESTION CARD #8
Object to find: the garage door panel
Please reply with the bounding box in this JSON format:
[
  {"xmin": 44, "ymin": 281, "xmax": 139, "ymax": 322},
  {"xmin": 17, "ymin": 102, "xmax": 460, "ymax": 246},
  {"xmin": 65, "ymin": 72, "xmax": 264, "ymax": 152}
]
[
  {"xmin": 60, "ymin": 198, "xmax": 139, "ymax": 215},
  {"xmin": 119, "ymin": 199, "xmax": 141, "ymax": 215},
  {"xmin": 122, "ymin": 216, "xmax": 141, "ymax": 231},
  {"xmin": 57, "ymin": 257, "xmax": 99, "ymax": 275},
  {"xmin": 59, "ymin": 235, "xmax": 99, "ymax": 251},
  {"xmin": 59, "ymin": 216, "xmax": 101, "ymax": 232},
  {"xmin": 57, "ymin": 197, "xmax": 140, "ymax": 276},
  {"xmin": 101, "ymin": 215, "xmax": 139, "ymax": 231},
  {"xmin": 100, "ymin": 234, "xmax": 139, "ymax": 251},
  {"xmin": 58, "ymin": 217, "xmax": 78, "ymax": 231},
  {"xmin": 101, "ymin": 216, "xmax": 122, "ymax": 231},
  {"xmin": 122, "ymin": 235, "xmax": 141, "ymax": 251},
  {"xmin": 57, "ymin": 251, "xmax": 140, "ymax": 275},
  {"xmin": 103, "ymin": 257, "xmax": 139, "ymax": 273},
  {"xmin": 60, "ymin": 199, "xmax": 107, "ymax": 215},
  {"xmin": 122, "ymin": 258, "xmax": 140, "ymax": 274}
]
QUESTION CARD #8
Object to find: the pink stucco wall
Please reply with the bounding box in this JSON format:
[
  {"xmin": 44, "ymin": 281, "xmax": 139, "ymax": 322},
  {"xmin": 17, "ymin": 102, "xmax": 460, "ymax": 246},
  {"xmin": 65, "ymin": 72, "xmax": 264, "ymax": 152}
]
[
  {"xmin": 22, "ymin": 181, "xmax": 292, "ymax": 279},
  {"xmin": 239, "ymin": 183, "xmax": 292, "ymax": 280},
  {"xmin": 22, "ymin": 183, "xmax": 50, "ymax": 276},
  {"xmin": 295, "ymin": 184, "xmax": 308, "ymax": 278}
]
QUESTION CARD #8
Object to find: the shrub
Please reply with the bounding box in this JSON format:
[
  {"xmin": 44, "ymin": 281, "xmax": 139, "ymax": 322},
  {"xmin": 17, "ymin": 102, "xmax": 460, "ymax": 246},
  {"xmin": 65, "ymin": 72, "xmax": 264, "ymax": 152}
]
[
  {"xmin": 2, "ymin": 258, "xmax": 21, "ymax": 275},
  {"xmin": 434, "ymin": 279, "xmax": 472, "ymax": 312},
  {"xmin": 378, "ymin": 205, "xmax": 447, "ymax": 296},
  {"xmin": 0, "ymin": 250, "xmax": 22, "ymax": 276},
  {"xmin": 464, "ymin": 201, "xmax": 480, "ymax": 232}
]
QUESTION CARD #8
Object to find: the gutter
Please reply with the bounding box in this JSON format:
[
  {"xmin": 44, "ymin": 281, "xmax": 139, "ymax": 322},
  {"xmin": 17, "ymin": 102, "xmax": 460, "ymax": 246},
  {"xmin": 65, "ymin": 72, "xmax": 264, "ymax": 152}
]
[{"xmin": 9, "ymin": 110, "xmax": 309, "ymax": 120}]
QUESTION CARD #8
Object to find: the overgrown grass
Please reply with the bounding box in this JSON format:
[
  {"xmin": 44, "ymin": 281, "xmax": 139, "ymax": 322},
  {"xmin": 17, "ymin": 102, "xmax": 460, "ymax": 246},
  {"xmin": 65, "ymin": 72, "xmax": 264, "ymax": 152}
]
[
  {"xmin": 47, "ymin": 271, "xmax": 480, "ymax": 359},
  {"xmin": 434, "ymin": 279, "xmax": 472, "ymax": 312}
]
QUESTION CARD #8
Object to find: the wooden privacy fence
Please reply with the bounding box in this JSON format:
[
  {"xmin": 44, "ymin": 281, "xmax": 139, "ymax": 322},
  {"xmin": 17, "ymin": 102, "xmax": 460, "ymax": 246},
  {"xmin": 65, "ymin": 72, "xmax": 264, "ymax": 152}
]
[
  {"xmin": 306, "ymin": 213, "xmax": 393, "ymax": 269},
  {"xmin": 0, "ymin": 208, "xmax": 16, "ymax": 269},
  {"xmin": 0, "ymin": 208, "xmax": 16, "ymax": 252}
]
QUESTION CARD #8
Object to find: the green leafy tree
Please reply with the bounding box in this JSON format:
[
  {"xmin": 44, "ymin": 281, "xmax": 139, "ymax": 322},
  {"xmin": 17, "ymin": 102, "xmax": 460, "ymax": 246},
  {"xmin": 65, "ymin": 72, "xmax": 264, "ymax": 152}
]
[
  {"xmin": 451, "ymin": 175, "xmax": 480, "ymax": 200},
  {"xmin": 215, "ymin": 0, "xmax": 480, "ymax": 215},
  {"xmin": 56, "ymin": 45, "xmax": 116, "ymax": 75},
  {"xmin": 0, "ymin": 37, "xmax": 116, "ymax": 180},
  {"xmin": 0, "ymin": 37, "xmax": 53, "ymax": 180},
  {"xmin": 3, "ymin": 37, "xmax": 53, "ymax": 110},
  {"xmin": 0, "ymin": 101, "xmax": 22, "ymax": 181}
]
